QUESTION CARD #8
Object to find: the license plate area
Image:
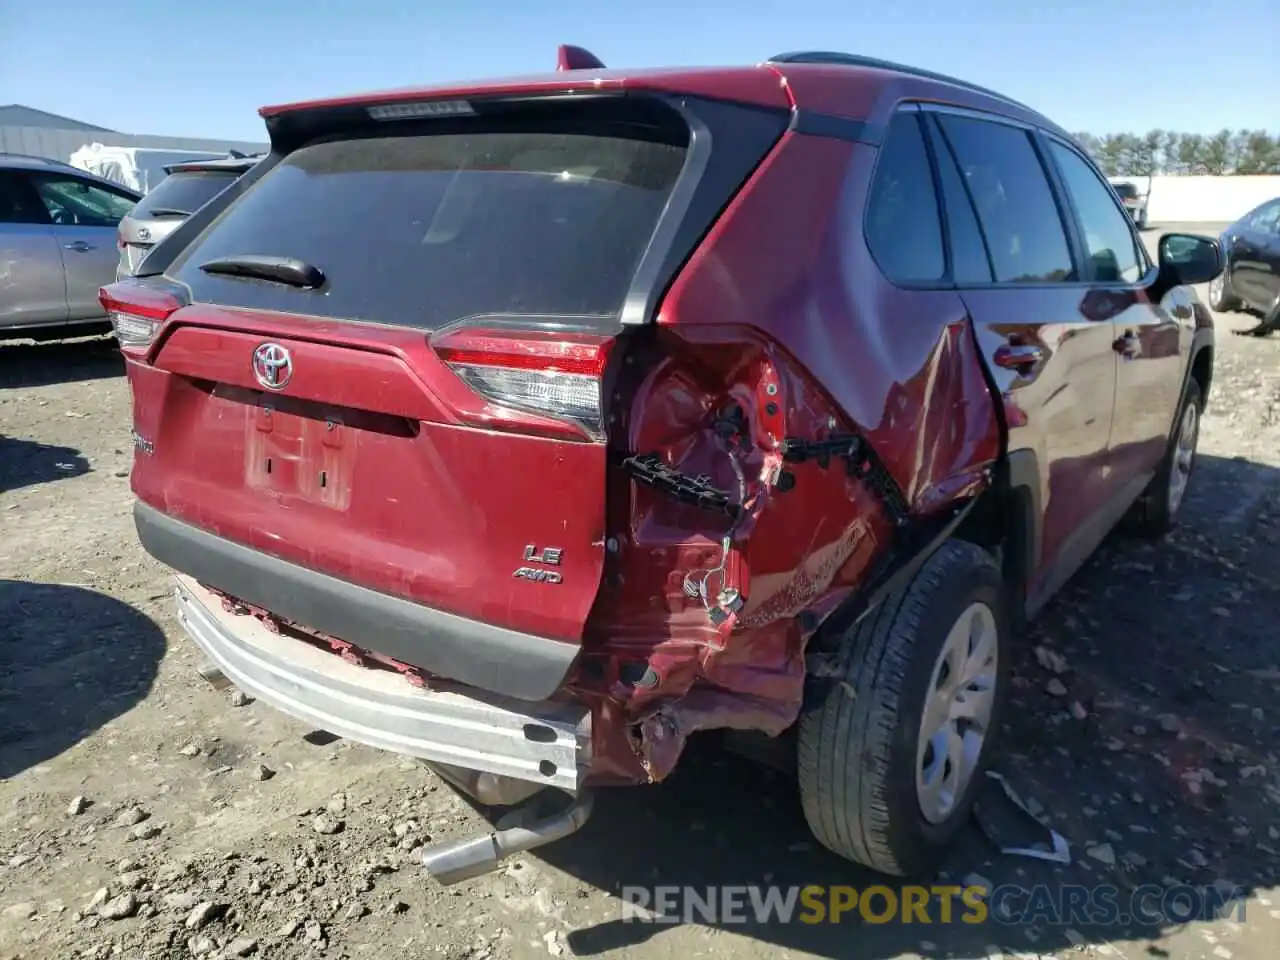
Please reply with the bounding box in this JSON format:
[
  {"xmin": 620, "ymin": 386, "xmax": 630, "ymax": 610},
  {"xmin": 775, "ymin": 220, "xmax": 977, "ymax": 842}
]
[{"xmin": 245, "ymin": 398, "xmax": 355, "ymax": 509}]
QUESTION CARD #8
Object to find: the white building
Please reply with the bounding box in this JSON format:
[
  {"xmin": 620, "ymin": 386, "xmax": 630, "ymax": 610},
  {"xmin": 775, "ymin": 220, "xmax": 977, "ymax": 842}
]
[{"xmin": 0, "ymin": 104, "xmax": 267, "ymax": 171}]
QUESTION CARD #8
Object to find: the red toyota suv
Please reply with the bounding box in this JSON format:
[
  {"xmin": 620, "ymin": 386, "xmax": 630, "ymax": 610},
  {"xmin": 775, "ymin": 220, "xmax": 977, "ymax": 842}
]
[{"xmin": 102, "ymin": 47, "xmax": 1221, "ymax": 884}]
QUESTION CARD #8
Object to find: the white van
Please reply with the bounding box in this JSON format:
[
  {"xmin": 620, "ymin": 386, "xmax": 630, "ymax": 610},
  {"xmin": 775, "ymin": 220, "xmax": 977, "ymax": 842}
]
[{"xmin": 69, "ymin": 143, "xmax": 229, "ymax": 194}]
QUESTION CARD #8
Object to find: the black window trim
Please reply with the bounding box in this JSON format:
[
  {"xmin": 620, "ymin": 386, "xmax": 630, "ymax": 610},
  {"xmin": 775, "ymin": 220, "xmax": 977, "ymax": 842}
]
[
  {"xmin": 926, "ymin": 103, "xmax": 1085, "ymax": 288},
  {"xmin": 922, "ymin": 111, "xmax": 996, "ymax": 284},
  {"xmin": 909, "ymin": 101, "xmax": 1160, "ymax": 292},
  {"xmin": 859, "ymin": 104, "xmax": 952, "ymax": 291},
  {"xmin": 1037, "ymin": 130, "xmax": 1155, "ymax": 286}
]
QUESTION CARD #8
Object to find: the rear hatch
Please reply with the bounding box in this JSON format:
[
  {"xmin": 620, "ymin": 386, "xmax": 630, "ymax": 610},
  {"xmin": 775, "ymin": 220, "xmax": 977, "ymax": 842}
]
[
  {"xmin": 117, "ymin": 167, "xmax": 249, "ymax": 275},
  {"xmin": 111, "ymin": 91, "xmax": 788, "ymax": 682}
]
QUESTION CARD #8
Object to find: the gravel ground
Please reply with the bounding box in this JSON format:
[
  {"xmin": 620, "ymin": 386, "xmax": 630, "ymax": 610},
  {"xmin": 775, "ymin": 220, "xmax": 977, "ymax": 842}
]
[{"xmin": 2, "ymin": 224, "xmax": 1279, "ymax": 960}]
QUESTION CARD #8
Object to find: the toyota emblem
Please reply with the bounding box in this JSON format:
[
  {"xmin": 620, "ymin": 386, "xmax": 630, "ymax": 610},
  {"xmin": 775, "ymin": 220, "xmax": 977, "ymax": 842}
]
[{"xmin": 252, "ymin": 343, "xmax": 293, "ymax": 390}]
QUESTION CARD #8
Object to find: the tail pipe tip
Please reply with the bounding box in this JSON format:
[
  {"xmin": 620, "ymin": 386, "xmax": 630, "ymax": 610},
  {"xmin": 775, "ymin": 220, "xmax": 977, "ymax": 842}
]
[{"xmin": 420, "ymin": 790, "xmax": 594, "ymax": 886}]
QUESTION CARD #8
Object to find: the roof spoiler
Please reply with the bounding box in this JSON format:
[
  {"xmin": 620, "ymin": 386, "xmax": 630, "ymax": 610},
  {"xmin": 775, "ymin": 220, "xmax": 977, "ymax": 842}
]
[
  {"xmin": 556, "ymin": 44, "xmax": 606, "ymax": 71},
  {"xmin": 162, "ymin": 154, "xmax": 263, "ymax": 175}
]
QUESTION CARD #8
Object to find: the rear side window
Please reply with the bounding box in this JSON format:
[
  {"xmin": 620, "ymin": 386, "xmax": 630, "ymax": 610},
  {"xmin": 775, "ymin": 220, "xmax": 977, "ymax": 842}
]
[
  {"xmin": 864, "ymin": 113, "xmax": 945, "ymax": 283},
  {"xmin": 1047, "ymin": 142, "xmax": 1142, "ymax": 283},
  {"xmin": 168, "ymin": 132, "xmax": 687, "ymax": 331},
  {"xmin": 936, "ymin": 116, "xmax": 1075, "ymax": 284},
  {"xmin": 132, "ymin": 171, "xmax": 241, "ymax": 219}
]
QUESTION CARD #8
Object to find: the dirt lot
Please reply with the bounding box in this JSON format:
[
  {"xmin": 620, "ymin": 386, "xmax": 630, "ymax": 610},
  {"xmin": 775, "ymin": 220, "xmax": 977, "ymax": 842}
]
[{"xmin": 2, "ymin": 223, "xmax": 1279, "ymax": 960}]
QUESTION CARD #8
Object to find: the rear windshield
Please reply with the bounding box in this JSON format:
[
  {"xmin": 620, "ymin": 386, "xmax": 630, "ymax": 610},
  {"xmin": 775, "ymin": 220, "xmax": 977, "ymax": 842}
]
[
  {"xmin": 167, "ymin": 132, "xmax": 687, "ymax": 331},
  {"xmin": 132, "ymin": 171, "xmax": 242, "ymax": 219},
  {"xmin": 1112, "ymin": 182, "xmax": 1138, "ymax": 199}
]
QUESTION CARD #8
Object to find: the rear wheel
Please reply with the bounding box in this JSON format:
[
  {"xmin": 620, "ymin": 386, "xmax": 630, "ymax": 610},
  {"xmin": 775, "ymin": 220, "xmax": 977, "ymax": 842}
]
[
  {"xmin": 797, "ymin": 540, "xmax": 1008, "ymax": 878},
  {"xmin": 1130, "ymin": 378, "xmax": 1201, "ymax": 537},
  {"xmin": 1207, "ymin": 270, "xmax": 1239, "ymax": 312}
]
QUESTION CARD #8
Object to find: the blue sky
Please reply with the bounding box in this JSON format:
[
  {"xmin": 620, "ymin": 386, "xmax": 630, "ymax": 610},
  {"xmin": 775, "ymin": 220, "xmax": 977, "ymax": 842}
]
[{"xmin": 1, "ymin": 0, "xmax": 1275, "ymax": 142}]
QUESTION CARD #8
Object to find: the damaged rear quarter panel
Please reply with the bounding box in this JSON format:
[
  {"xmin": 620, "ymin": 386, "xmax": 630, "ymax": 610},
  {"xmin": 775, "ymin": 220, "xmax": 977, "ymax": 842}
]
[{"xmin": 581, "ymin": 132, "xmax": 1001, "ymax": 784}]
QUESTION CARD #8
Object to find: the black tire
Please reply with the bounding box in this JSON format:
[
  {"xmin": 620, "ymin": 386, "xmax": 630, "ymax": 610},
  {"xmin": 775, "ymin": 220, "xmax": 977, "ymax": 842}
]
[
  {"xmin": 1207, "ymin": 270, "xmax": 1239, "ymax": 313},
  {"xmin": 1129, "ymin": 378, "xmax": 1202, "ymax": 538},
  {"xmin": 797, "ymin": 540, "xmax": 1009, "ymax": 878},
  {"xmin": 1238, "ymin": 298, "xmax": 1280, "ymax": 338}
]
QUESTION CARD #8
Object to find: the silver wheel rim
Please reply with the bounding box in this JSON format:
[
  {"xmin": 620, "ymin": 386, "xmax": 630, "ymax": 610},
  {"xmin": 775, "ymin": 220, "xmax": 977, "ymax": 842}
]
[
  {"xmin": 915, "ymin": 602, "xmax": 999, "ymax": 825},
  {"xmin": 1168, "ymin": 401, "xmax": 1198, "ymax": 515},
  {"xmin": 1209, "ymin": 274, "xmax": 1223, "ymax": 303}
]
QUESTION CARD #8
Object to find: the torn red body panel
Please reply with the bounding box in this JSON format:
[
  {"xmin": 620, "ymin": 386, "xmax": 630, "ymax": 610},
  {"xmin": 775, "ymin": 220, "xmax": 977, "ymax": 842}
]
[{"xmin": 573, "ymin": 133, "xmax": 1001, "ymax": 784}]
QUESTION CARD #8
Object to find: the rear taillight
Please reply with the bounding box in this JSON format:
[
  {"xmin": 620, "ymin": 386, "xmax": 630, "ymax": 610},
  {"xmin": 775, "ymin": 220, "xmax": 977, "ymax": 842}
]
[
  {"xmin": 99, "ymin": 282, "xmax": 183, "ymax": 352},
  {"xmin": 431, "ymin": 327, "xmax": 614, "ymax": 440}
]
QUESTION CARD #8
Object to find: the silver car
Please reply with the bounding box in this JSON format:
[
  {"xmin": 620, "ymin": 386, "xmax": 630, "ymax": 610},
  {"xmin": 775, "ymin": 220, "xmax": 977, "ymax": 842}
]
[
  {"xmin": 0, "ymin": 153, "xmax": 141, "ymax": 339},
  {"xmin": 117, "ymin": 155, "xmax": 261, "ymax": 278}
]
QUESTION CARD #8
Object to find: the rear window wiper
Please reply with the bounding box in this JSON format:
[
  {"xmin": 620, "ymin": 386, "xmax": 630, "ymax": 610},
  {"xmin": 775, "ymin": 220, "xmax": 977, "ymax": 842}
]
[
  {"xmin": 142, "ymin": 207, "xmax": 192, "ymax": 217},
  {"xmin": 198, "ymin": 255, "xmax": 325, "ymax": 289}
]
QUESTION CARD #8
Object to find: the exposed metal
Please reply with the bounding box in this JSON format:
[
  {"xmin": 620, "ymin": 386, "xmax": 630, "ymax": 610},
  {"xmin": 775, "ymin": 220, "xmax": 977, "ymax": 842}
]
[
  {"xmin": 420, "ymin": 791, "xmax": 594, "ymax": 885},
  {"xmin": 172, "ymin": 576, "xmax": 591, "ymax": 792}
]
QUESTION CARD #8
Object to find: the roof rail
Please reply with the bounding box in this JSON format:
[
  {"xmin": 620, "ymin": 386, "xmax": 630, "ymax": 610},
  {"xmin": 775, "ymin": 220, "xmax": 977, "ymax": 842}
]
[{"xmin": 765, "ymin": 51, "xmax": 1034, "ymax": 112}]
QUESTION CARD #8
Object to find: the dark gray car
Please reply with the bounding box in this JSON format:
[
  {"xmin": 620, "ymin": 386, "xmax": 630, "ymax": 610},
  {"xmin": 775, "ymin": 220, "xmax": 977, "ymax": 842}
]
[
  {"xmin": 0, "ymin": 153, "xmax": 140, "ymax": 338},
  {"xmin": 116, "ymin": 155, "xmax": 261, "ymax": 278}
]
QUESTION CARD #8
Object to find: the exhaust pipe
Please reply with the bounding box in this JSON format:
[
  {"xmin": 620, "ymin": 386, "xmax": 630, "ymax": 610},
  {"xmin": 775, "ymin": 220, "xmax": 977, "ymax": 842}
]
[
  {"xmin": 421, "ymin": 790, "xmax": 594, "ymax": 885},
  {"xmin": 427, "ymin": 761, "xmax": 547, "ymax": 808}
]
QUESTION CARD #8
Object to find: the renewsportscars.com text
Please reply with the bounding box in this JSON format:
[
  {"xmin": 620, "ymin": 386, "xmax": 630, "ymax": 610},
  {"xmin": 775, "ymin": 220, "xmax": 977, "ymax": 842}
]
[{"xmin": 619, "ymin": 883, "xmax": 1246, "ymax": 926}]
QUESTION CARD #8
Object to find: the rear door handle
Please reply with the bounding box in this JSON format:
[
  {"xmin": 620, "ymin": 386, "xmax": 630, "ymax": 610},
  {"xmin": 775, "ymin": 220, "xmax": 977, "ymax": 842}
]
[
  {"xmin": 992, "ymin": 344, "xmax": 1044, "ymax": 370},
  {"xmin": 63, "ymin": 240, "xmax": 93, "ymax": 252}
]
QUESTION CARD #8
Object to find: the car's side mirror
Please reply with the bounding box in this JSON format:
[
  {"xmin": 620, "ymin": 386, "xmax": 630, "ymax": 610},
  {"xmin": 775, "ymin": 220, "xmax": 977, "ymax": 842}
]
[{"xmin": 1156, "ymin": 233, "xmax": 1223, "ymax": 291}]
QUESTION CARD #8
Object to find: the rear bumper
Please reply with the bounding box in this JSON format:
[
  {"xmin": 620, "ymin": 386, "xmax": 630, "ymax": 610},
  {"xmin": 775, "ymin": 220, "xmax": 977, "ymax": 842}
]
[
  {"xmin": 133, "ymin": 501, "xmax": 580, "ymax": 701},
  {"xmin": 174, "ymin": 575, "xmax": 590, "ymax": 792}
]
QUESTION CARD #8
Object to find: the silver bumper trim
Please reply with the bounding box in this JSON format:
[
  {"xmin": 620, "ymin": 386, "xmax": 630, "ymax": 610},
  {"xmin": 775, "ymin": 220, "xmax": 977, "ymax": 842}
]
[{"xmin": 173, "ymin": 576, "xmax": 590, "ymax": 792}]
